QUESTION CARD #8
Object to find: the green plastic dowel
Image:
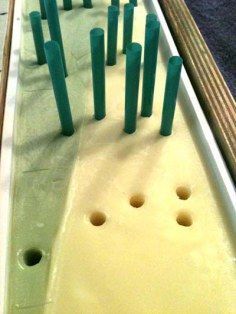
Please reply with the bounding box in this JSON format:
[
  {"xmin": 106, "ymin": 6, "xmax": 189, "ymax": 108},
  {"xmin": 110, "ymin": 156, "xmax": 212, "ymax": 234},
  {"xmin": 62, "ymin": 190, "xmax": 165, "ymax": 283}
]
[
  {"xmin": 83, "ymin": 0, "xmax": 93, "ymax": 8},
  {"xmin": 129, "ymin": 0, "xmax": 137, "ymax": 7},
  {"xmin": 107, "ymin": 6, "xmax": 119, "ymax": 66},
  {"xmin": 29, "ymin": 11, "xmax": 46, "ymax": 65},
  {"xmin": 122, "ymin": 3, "xmax": 134, "ymax": 54},
  {"xmin": 141, "ymin": 19, "xmax": 160, "ymax": 117},
  {"xmin": 44, "ymin": 41, "xmax": 74, "ymax": 136},
  {"xmin": 124, "ymin": 43, "xmax": 142, "ymax": 134},
  {"xmin": 111, "ymin": 0, "xmax": 120, "ymax": 14},
  {"xmin": 63, "ymin": 0, "xmax": 72, "ymax": 10},
  {"xmin": 160, "ymin": 56, "xmax": 183, "ymax": 136},
  {"xmin": 44, "ymin": 0, "xmax": 68, "ymax": 77},
  {"xmin": 146, "ymin": 13, "xmax": 157, "ymax": 24},
  {"xmin": 90, "ymin": 28, "xmax": 106, "ymax": 120},
  {"xmin": 39, "ymin": 0, "xmax": 47, "ymax": 19}
]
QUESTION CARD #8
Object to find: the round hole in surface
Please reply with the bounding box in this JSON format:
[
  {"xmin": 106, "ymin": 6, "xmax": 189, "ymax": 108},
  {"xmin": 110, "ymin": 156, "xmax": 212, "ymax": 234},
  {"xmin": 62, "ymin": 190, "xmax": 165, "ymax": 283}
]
[
  {"xmin": 176, "ymin": 186, "xmax": 191, "ymax": 200},
  {"xmin": 23, "ymin": 248, "xmax": 43, "ymax": 267},
  {"xmin": 176, "ymin": 212, "xmax": 193, "ymax": 227},
  {"xmin": 89, "ymin": 211, "xmax": 106, "ymax": 226},
  {"xmin": 129, "ymin": 194, "xmax": 145, "ymax": 208}
]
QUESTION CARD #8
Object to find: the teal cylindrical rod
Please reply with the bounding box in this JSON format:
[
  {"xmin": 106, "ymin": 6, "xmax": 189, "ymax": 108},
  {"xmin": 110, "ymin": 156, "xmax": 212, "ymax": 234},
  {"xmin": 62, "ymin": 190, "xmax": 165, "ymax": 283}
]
[
  {"xmin": 141, "ymin": 19, "xmax": 160, "ymax": 117},
  {"xmin": 39, "ymin": 0, "xmax": 47, "ymax": 19},
  {"xmin": 122, "ymin": 3, "xmax": 134, "ymax": 54},
  {"xmin": 111, "ymin": 0, "xmax": 120, "ymax": 14},
  {"xmin": 160, "ymin": 56, "xmax": 183, "ymax": 136},
  {"xmin": 124, "ymin": 43, "xmax": 142, "ymax": 134},
  {"xmin": 107, "ymin": 6, "xmax": 119, "ymax": 66},
  {"xmin": 83, "ymin": 0, "xmax": 93, "ymax": 8},
  {"xmin": 44, "ymin": 41, "xmax": 74, "ymax": 136},
  {"xmin": 90, "ymin": 28, "xmax": 106, "ymax": 120},
  {"xmin": 63, "ymin": 0, "xmax": 72, "ymax": 10},
  {"xmin": 129, "ymin": 0, "xmax": 137, "ymax": 7},
  {"xmin": 29, "ymin": 11, "xmax": 46, "ymax": 65},
  {"xmin": 146, "ymin": 13, "xmax": 157, "ymax": 24},
  {"xmin": 44, "ymin": 0, "xmax": 68, "ymax": 77}
]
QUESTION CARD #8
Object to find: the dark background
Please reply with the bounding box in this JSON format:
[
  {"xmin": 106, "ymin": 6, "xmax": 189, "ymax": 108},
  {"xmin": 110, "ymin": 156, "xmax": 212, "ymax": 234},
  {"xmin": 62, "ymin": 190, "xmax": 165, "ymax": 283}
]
[{"xmin": 185, "ymin": 0, "xmax": 236, "ymax": 99}]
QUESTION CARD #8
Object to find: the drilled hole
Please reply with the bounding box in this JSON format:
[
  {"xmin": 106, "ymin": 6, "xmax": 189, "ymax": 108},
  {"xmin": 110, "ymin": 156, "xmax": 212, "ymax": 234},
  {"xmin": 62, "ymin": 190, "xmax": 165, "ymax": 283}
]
[
  {"xmin": 23, "ymin": 248, "xmax": 43, "ymax": 267},
  {"xmin": 130, "ymin": 194, "xmax": 145, "ymax": 208},
  {"xmin": 176, "ymin": 212, "xmax": 192, "ymax": 227},
  {"xmin": 90, "ymin": 211, "xmax": 106, "ymax": 226},
  {"xmin": 176, "ymin": 186, "xmax": 191, "ymax": 200}
]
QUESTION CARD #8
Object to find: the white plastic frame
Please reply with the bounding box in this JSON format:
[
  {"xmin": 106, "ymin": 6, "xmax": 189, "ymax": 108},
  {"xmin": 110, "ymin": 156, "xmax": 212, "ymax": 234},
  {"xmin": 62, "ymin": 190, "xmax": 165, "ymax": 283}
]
[{"xmin": 0, "ymin": 0, "xmax": 235, "ymax": 313}]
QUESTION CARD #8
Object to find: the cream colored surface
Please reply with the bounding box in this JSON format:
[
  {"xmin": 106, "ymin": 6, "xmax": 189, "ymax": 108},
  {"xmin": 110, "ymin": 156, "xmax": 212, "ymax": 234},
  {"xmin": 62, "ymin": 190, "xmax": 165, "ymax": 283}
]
[{"xmin": 46, "ymin": 1, "xmax": 236, "ymax": 313}]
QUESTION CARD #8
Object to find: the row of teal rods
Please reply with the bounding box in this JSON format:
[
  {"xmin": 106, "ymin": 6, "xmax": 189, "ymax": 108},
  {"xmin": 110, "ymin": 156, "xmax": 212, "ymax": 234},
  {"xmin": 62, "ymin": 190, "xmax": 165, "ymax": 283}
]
[{"xmin": 29, "ymin": 0, "xmax": 183, "ymax": 137}]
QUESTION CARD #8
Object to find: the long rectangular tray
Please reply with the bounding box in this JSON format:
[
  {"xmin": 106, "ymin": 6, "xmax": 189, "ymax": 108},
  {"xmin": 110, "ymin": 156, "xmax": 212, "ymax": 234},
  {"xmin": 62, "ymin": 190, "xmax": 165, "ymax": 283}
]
[{"xmin": 0, "ymin": 0, "xmax": 235, "ymax": 312}]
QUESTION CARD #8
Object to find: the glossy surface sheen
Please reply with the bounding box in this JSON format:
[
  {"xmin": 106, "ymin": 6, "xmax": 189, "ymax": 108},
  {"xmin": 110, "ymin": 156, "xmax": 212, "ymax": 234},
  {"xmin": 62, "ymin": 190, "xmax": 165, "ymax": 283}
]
[{"xmin": 8, "ymin": 0, "xmax": 236, "ymax": 313}]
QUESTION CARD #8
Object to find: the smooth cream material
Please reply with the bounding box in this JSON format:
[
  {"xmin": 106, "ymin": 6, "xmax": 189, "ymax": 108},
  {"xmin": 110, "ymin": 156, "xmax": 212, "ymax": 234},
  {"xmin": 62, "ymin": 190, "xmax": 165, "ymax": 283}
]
[{"xmin": 46, "ymin": 1, "xmax": 236, "ymax": 313}]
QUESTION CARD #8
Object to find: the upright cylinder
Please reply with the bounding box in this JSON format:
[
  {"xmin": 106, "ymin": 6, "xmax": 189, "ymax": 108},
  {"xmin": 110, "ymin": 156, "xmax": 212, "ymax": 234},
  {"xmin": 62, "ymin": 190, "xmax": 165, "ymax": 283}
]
[
  {"xmin": 129, "ymin": 0, "xmax": 137, "ymax": 7},
  {"xmin": 122, "ymin": 3, "xmax": 134, "ymax": 54},
  {"xmin": 63, "ymin": 0, "xmax": 72, "ymax": 10},
  {"xmin": 83, "ymin": 0, "xmax": 93, "ymax": 8},
  {"xmin": 111, "ymin": 0, "xmax": 120, "ymax": 14},
  {"xmin": 107, "ymin": 6, "xmax": 119, "ymax": 66},
  {"xmin": 29, "ymin": 11, "xmax": 46, "ymax": 65},
  {"xmin": 90, "ymin": 28, "xmax": 106, "ymax": 120},
  {"xmin": 39, "ymin": 0, "xmax": 47, "ymax": 19},
  {"xmin": 160, "ymin": 56, "xmax": 183, "ymax": 136},
  {"xmin": 146, "ymin": 13, "xmax": 157, "ymax": 24},
  {"xmin": 44, "ymin": 41, "xmax": 74, "ymax": 136},
  {"xmin": 124, "ymin": 43, "xmax": 142, "ymax": 134},
  {"xmin": 44, "ymin": 0, "xmax": 68, "ymax": 77},
  {"xmin": 141, "ymin": 19, "xmax": 160, "ymax": 117}
]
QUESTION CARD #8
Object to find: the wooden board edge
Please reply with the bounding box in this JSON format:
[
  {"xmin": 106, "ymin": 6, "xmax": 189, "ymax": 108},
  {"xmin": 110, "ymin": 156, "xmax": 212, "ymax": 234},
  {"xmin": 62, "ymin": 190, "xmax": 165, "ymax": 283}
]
[
  {"xmin": 159, "ymin": 0, "xmax": 236, "ymax": 182},
  {"xmin": 0, "ymin": 0, "xmax": 15, "ymax": 150}
]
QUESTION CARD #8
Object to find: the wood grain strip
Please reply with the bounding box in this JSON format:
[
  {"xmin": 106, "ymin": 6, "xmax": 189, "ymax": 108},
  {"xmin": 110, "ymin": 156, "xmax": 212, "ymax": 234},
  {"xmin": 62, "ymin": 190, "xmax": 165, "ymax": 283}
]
[
  {"xmin": 159, "ymin": 0, "xmax": 236, "ymax": 182},
  {"xmin": 0, "ymin": 0, "xmax": 15, "ymax": 150}
]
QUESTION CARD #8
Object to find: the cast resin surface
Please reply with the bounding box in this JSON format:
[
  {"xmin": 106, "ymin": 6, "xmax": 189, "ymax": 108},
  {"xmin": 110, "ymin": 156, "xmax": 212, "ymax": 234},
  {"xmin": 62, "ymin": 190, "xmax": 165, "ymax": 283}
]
[{"xmin": 8, "ymin": 0, "xmax": 236, "ymax": 313}]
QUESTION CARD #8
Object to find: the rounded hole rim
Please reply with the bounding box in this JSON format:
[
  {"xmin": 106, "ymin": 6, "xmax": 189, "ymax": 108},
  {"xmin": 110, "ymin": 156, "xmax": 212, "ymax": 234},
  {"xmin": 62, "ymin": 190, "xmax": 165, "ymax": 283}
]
[
  {"xmin": 176, "ymin": 211, "xmax": 193, "ymax": 227},
  {"xmin": 89, "ymin": 211, "xmax": 107, "ymax": 227},
  {"xmin": 129, "ymin": 193, "xmax": 145, "ymax": 208},
  {"xmin": 176, "ymin": 186, "xmax": 191, "ymax": 200},
  {"xmin": 22, "ymin": 248, "xmax": 44, "ymax": 267}
]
